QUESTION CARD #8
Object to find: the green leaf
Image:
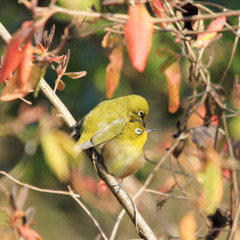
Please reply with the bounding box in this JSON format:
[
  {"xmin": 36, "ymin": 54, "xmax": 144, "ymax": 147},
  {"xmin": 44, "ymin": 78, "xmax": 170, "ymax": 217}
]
[
  {"xmin": 155, "ymin": 48, "xmax": 176, "ymax": 58},
  {"xmin": 159, "ymin": 54, "xmax": 181, "ymax": 73}
]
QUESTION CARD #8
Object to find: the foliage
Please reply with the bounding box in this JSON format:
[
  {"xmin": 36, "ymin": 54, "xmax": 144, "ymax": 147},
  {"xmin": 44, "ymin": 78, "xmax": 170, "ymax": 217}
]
[{"xmin": 0, "ymin": 0, "xmax": 240, "ymax": 239}]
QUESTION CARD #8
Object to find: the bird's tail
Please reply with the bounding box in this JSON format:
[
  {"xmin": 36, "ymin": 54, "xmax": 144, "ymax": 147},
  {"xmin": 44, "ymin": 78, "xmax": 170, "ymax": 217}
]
[{"xmin": 70, "ymin": 118, "xmax": 84, "ymax": 141}]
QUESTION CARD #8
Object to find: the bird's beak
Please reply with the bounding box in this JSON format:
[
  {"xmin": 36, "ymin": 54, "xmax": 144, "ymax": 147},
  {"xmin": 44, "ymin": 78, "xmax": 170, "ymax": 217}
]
[
  {"xmin": 143, "ymin": 120, "xmax": 146, "ymax": 127},
  {"xmin": 145, "ymin": 128, "xmax": 157, "ymax": 132}
]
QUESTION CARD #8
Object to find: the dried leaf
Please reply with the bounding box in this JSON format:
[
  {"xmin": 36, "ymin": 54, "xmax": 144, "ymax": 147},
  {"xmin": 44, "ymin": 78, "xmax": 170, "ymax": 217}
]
[
  {"xmin": 164, "ymin": 60, "xmax": 181, "ymax": 113},
  {"xmin": 55, "ymin": 79, "xmax": 66, "ymax": 91},
  {"xmin": 106, "ymin": 45, "xmax": 123, "ymax": 99},
  {"xmin": 64, "ymin": 71, "xmax": 87, "ymax": 79},
  {"xmin": 56, "ymin": 50, "xmax": 70, "ymax": 77},
  {"xmin": 191, "ymin": 124, "xmax": 224, "ymax": 149},
  {"xmin": 124, "ymin": 3, "xmax": 153, "ymax": 72},
  {"xmin": 0, "ymin": 64, "xmax": 43, "ymax": 101},
  {"xmin": 101, "ymin": 32, "xmax": 121, "ymax": 49},
  {"xmin": 179, "ymin": 211, "xmax": 197, "ymax": 240},
  {"xmin": 194, "ymin": 16, "xmax": 226, "ymax": 48},
  {"xmin": 201, "ymin": 148, "xmax": 223, "ymax": 215}
]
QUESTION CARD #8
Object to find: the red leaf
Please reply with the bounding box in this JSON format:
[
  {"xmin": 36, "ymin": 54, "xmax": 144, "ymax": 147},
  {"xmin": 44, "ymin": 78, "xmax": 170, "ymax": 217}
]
[
  {"xmin": 124, "ymin": 3, "xmax": 154, "ymax": 72},
  {"xmin": 195, "ymin": 16, "xmax": 226, "ymax": 48},
  {"xmin": 164, "ymin": 61, "xmax": 181, "ymax": 113},
  {"xmin": 19, "ymin": 225, "xmax": 42, "ymax": 240},
  {"xmin": 97, "ymin": 179, "xmax": 108, "ymax": 192},
  {"xmin": 0, "ymin": 21, "xmax": 34, "ymax": 83},
  {"xmin": 83, "ymin": 176, "xmax": 98, "ymax": 193},
  {"xmin": 0, "ymin": 36, "xmax": 23, "ymax": 83},
  {"xmin": 106, "ymin": 46, "xmax": 123, "ymax": 99},
  {"xmin": 150, "ymin": 0, "xmax": 167, "ymax": 27},
  {"xmin": 18, "ymin": 38, "xmax": 33, "ymax": 86}
]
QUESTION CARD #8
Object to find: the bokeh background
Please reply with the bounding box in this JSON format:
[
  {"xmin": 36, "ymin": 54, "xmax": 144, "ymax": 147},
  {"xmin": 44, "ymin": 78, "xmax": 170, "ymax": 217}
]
[{"xmin": 0, "ymin": 0, "xmax": 239, "ymax": 239}]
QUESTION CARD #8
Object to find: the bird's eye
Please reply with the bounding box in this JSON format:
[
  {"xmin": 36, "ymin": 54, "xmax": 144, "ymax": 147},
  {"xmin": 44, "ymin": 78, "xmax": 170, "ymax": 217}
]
[
  {"xmin": 135, "ymin": 128, "xmax": 142, "ymax": 134},
  {"xmin": 138, "ymin": 110, "xmax": 145, "ymax": 118}
]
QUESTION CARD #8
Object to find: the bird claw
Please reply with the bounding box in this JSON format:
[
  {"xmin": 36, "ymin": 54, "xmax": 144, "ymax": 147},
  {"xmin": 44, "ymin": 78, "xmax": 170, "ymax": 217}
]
[{"xmin": 112, "ymin": 178, "xmax": 123, "ymax": 193}]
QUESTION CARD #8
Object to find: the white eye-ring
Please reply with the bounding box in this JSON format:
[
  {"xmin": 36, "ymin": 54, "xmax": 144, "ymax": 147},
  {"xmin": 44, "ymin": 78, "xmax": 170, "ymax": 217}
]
[
  {"xmin": 138, "ymin": 110, "xmax": 144, "ymax": 118},
  {"xmin": 135, "ymin": 128, "xmax": 142, "ymax": 134}
]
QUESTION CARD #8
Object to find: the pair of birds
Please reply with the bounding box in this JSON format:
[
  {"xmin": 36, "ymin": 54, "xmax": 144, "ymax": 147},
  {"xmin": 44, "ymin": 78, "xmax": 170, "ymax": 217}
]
[{"xmin": 71, "ymin": 95, "xmax": 154, "ymax": 179}]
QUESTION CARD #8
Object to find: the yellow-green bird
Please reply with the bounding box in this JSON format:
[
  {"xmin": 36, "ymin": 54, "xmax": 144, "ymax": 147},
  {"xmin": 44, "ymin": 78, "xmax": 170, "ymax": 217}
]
[
  {"xmin": 71, "ymin": 95, "xmax": 149, "ymax": 150},
  {"xmin": 102, "ymin": 121, "xmax": 155, "ymax": 178}
]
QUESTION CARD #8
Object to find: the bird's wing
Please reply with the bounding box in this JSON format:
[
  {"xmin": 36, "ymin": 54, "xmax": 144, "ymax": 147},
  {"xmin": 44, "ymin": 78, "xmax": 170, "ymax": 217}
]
[
  {"xmin": 78, "ymin": 118, "xmax": 126, "ymax": 150},
  {"xmin": 91, "ymin": 118, "xmax": 126, "ymax": 145}
]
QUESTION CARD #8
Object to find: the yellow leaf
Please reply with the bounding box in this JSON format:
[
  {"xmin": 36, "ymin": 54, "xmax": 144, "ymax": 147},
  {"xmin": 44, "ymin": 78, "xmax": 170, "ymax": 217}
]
[
  {"xmin": 201, "ymin": 148, "xmax": 223, "ymax": 215},
  {"xmin": 179, "ymin": 211, "xmax": 197, "ymax": 240},
  {"xmin": 41, "ymin": 130, "xmax": 75, "ymax": 182}
]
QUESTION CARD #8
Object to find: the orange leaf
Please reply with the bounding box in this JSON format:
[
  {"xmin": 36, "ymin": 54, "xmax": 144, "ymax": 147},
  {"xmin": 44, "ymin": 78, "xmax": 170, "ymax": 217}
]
[
  {"xmin": 164, "ymin": 61, "xmax": 181, "ymax": 113},
  {"xmin": 106, "ymin": 45, "xmax": 123, "ymax": 99},
  {"xmin": 195, "ymin": 16, "xmax": 226, "ymax": 48},
  {"xmin": 124, "ymin": 3, "xmax": 153, "ymax": 72},
  {"xmin": 0, "ymin": 21, "xmax": 33, "ymax": 83},
  {"xmin": 179, "ymin": 211, "xmax": 197, "ymax": 240},
  {"xmin": 64, "ymin": 71, "xmax": 87, "ymax": 79},
  {"xmin": 18, "ymin": 38, "xmax": 33, "ymax": 86}
]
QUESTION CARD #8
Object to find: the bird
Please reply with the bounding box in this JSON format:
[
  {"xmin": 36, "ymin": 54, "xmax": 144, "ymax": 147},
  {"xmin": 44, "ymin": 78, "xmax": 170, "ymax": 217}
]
[
  {"xmin": 102, "ymin": 120, "xmax": 155, "ymax": 178},
  {"xmin": 71, "ymin": 95, "xmax": 149, "ymax": 150}
]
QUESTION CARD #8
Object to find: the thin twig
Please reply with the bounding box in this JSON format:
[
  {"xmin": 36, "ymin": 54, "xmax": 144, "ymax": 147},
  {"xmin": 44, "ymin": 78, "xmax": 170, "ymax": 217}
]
[
  {"xmin": 67, "ymin": 186, "xmax": 108, "ymax": 240},
  {"xmin": 219, "ymin": 17, "xmax": 240, "ymax": 84},
  {"xmin": 0, "ymin": 170, "xmax": 79, "ymax": 197},
  {"xmin": 144, "ymin": 189, "xmax": 190, "ymax": 200},
  {"xmin": 227, "ymin": 200, "xmax": 240, "ymax": 240}
]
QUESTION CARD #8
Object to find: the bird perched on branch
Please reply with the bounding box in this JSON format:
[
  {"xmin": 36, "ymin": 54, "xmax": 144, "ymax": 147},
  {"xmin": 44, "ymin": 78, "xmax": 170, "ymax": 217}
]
[
  {"xmin": 71, "ymin": 95, "xmax": 149, "ymax": 150},
  {"xmin": 102, "ymin": 120, "xmax": 155, "ymax": 178}
]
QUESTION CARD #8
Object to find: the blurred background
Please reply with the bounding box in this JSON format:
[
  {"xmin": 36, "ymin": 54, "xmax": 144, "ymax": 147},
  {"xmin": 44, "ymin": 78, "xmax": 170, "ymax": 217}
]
[{"xmin": 0, "ymin": 0, "xmax": 239, "ymax": 239}]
